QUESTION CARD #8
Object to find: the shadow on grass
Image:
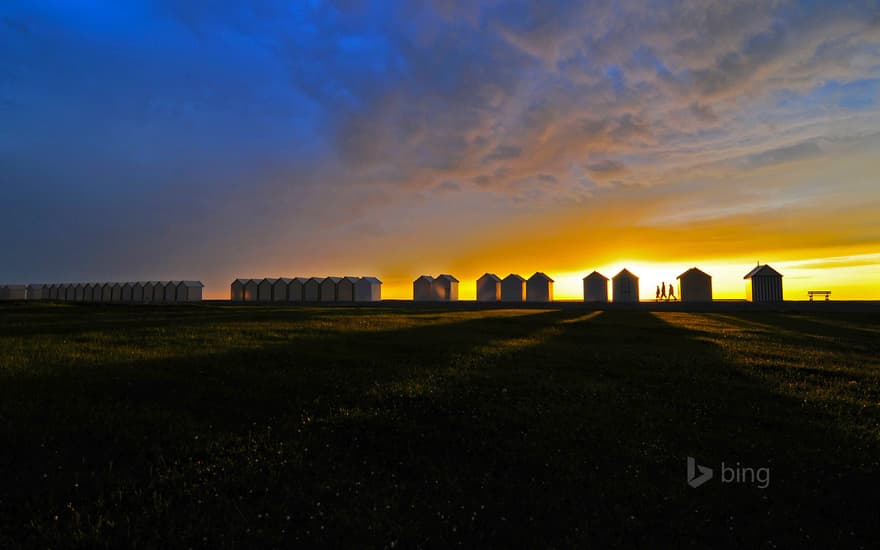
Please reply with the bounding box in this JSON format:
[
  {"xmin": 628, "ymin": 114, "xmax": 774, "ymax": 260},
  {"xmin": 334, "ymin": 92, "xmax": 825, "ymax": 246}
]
[{"xmin": 1, "ymin": 308, "xmax": 878, "ymax": 548}]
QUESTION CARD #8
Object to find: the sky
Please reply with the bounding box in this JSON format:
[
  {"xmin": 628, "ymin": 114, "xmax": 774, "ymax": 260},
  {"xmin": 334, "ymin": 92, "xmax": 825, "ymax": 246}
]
[{"xmin": 1, "ymin": 0, "xmax": 879, "ymax": 300}]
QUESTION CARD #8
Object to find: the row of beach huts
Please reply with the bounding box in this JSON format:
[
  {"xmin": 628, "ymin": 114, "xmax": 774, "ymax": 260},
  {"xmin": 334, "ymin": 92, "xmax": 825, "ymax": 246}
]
[
  {"xmin": 230, "ymin": 277, "xmax": 383, "ymax": 302},
  {"xmin": 0, "ymin": 281, "xmax": 204, "ymax": 302},
  {"xmin": 418, "ymin": 265, "xmax": 783, "ymax": 303},
  {"xmin": 0, "ymin": 264, "xmax": 786, "ymax": 304}
]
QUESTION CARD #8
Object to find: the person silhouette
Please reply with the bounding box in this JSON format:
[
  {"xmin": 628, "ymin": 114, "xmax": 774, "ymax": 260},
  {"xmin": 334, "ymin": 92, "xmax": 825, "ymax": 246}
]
[
  {"xmin": 660, "ymin": 282, "xmax": 666, "ymax": 301},
  {"xmin": 668, "ymin": 283, "xmax": 676, "ymax": 302},
  {"xmin": 656, "ymin": 285, "xmax": 661, "ymax": 301}
]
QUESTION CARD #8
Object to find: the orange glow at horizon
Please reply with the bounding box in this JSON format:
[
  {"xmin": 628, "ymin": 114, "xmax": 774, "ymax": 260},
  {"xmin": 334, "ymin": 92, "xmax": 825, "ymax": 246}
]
[{"xmin": 204, "ymin": 252, "xmax": 880, "ymax": 302}]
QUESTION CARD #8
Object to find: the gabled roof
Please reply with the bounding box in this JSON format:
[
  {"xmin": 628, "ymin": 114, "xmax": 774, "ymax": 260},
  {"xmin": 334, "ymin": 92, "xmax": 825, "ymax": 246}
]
[
  {"xmin": 437, "ymin": 274, "xmax": 459, "ymax": 282},
  {"xmin": 528, "ymin": 272, "xmax": 554, "ymax": 283},
  {"xmin": 307, "ymin": 277, "xmax": 326, "ymax": 284},
  {"xmin": 583, "ymin": 271, "xmax": 609, "ymax": 281},
  {"xmin": 274, "ymin": 277, "xmax": 293, "ymax": 285},
  {"xmin": 359, "ymin": 276, "xmax": 382, "ymax": 284},
  {"xmin": 291, "ymin": 277, "xmax": 310, "ymax": 284},
  {"xmin": 414, "ymin": 275, "xmax": 434, "ymax": 283},
  {"xmin": 677, "ymin": 267, "xmax": 711, "ymax": 280},
  {"xmin": 260, "ymin": 278, "xmax": 278, "ymax": 285},
  {"xmin": 743, "ymin": 264, "xmax": 783, "ymax": 279},
  {"xmin": 613, "ymin": 268, "xmax": 638, "ymax": 280},
  {"xmin": 166, "ymin": 280, "xmax": 181, "ymax": 287},
  {"xmin": 342, "ymin": 276, "xmax": 360, "ymax": 284},
  {"xmin": 478, "ymin": 273, "xmax": 501, "ymax": 282},
  {"xmin": 232, "ymin": 278, "xmax": 250, "ymax": 285},
  {"xmin": 27, "ymin": 283, "xmax": 47, "ymax": 289},
  {"xmin": 502, "ymin": 273, "xmax": 526, "ymax": 281},
  {"xmin": 179, "ymin": 280, "xmax": 204, "ymax": 287},
  {"xmin": 323, "ymin": 276, "xmax": 342, "ymax": 284}
]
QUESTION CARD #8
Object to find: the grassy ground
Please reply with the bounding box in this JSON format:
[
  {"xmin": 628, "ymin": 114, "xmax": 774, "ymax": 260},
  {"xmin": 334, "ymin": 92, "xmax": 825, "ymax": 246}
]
[{"xmin": 1, "ymin": 303, "xmax": 878, "ymax": 548}]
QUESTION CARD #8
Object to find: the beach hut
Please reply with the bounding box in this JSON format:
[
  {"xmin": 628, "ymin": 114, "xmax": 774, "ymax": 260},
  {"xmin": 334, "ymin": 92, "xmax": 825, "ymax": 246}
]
[
  {"xmin": 109, "ymin": 283, "xmax": 121, "ymax": 302},
  {"xmin": 27, "ymin": 284, "xmax": 46, "ymax": 300},
  {"xmin": 271, "ymin": 278, "xmax": 291, "ymax": 302},
  {"xmin": 132, "ymin": 282, "xmax": 147, "ymax": 303},
  {"xmin": 413, "ymin": 275, "xmax": 434, "ymax": 301},
  {"xmin": 526, "ymin": 272, "xmax": 554, "ymax": 302},
  {"xmin": 337, "ymin": 277, "xmax": 358, "ymax": 302},
  {"xmin": 354, "ymin": 277, "xmax": 382, "ymax": 302},
  {"xmin": 476, "ymin": 273, "xmax": 501, "ymax": 302},
  {"xmin": 243, "ymin": 279, "xmax": 259, "ymax": 302},
  {"xmin": 583, "ymin": 271, "xmax": 609, "ymax": 302},
  {"xmin": 612, "ymin": 269, "xmax": 639, "ymax": 303},
  {"xmin": 100, "ymin": 283, "xmax": 114, "ymax": 303},
  {"xmin": 45, "ymin": 284, "xmax": 56, "ymax": 301},
  {"xmin": 304, "ymin": 277, "xmax": 323, "ymax": 302},
  {"xmin": 257, "ymin": 278, "xmax": 276, "ymax": 302},
  {"xmin": 121, "ymin": 282, "xmax": 135, "ymax": 302},
  {"xmin": 176, "ymin": 281, "xmax": 204, "ymax": 302},
  {"xmin": 59, "ymin": 284, "xmax": 70, "ymax": 301},
  {"xmin": 744, "ymin": 264, "xmax": 783, "ymax": 302},
  {"xmin": 83, "ymin": 283, "xmax": 96, "ymax": 302},
  {"xmin": 320, "ymin": 277, "xmax": 341, "ymax": 302},
  {"xmin": 230, "ymin": 279, "xmax": 247, "ymax": 302},
  {"xmin": 677, "ymin": 268, "xmax": 713, "ymax": 302},
  {"xmin": 500, "ymin": 274, "xmax": 526, "ymax": 302},
  {"xmin": 433, "ymin": 274, "xmax": 459, "ymax": 301},
  {"xmin": 8, "ymin": 285, "xmax": 27, "ymax": 300},
  {"xmin": 143, "ymin": 282, "xmax": 159, "ymax": 302},
  {"xmin": 165, "ymin": 281, "xmax": 182, "ymax": 303},
  {"xmin": 74, "ymin": 283, "xmax": 85, "ymax": 302},
  {"xmin": 288, "ymin": 277, "xmax": 308, "ymax": 302}
]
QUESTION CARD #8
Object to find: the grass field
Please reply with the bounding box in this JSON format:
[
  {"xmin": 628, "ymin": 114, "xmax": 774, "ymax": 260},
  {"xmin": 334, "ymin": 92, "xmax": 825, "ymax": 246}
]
[{"xmin": 1, "ymin": 304, "xmax": 879, "ymax": 548}]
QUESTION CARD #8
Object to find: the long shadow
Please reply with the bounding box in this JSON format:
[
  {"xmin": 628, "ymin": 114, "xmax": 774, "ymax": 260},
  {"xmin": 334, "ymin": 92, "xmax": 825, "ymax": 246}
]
[{"xmin": 2, "ymin": 308, "xmax": 877, "ymax": 548}]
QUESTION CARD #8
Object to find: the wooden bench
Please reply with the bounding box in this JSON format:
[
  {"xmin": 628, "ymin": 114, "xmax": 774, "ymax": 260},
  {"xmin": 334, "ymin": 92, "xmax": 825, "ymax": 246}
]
[{"xmin": 807, "ymin": 290, "xmax": 831, "ymax": 301}]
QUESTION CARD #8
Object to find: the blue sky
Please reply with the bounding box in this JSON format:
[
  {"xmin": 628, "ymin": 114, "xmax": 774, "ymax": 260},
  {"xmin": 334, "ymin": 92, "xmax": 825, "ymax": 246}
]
[{"xmin": 2, "ymin": 1, "xmax": 879, "ymax": 298}]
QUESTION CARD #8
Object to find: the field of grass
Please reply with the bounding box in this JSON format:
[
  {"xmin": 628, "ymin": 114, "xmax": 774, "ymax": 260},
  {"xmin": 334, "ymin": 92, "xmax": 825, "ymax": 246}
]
[{"xmin": 1, "ymin": 303, "xmax": 879, "ymax": 548}]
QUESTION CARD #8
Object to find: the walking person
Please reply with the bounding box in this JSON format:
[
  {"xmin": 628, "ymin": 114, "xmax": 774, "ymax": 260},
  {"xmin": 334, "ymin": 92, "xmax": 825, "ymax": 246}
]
[
  {"xmin": 668, "ymin": 283, "xmax": 676, "ymax": 302},
  {"xmin": 661, "ymin": 282, "xmax": 667, "ymax": 301},
  {"xmin": 656, "ymin": 285, "xmax": 661, "ymax": 302}
]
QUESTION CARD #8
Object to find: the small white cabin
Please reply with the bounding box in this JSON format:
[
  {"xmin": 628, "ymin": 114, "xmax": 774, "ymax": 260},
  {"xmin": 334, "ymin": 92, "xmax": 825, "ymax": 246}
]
[
  {"xmin": 500, "ymin": 274, "xmax": 526, "ymax": 302},
  {"xmin": 355, "ymin": 277, "xmax": 382, "ymax": 302},
  {"xmin": 476, "ymin": 273, "xmax": 501, "ymax": 302},
  {"xmin": 413, "ymin": 275, "xmax": 434, "ymax": 301},
  {"xmin": 526, "ymin": 272, "xmax": 554, "ymax": 302},
  {"xmin": 582, "ymin": 271, "xmax": 609, "ymax": 302},
  {"xmin": 612, "ymin": 269, "xmax": 640, "ymax": 303},
  {"xmin": 433, "ymin": 274, "xmax": 459, "ymax": 301}
]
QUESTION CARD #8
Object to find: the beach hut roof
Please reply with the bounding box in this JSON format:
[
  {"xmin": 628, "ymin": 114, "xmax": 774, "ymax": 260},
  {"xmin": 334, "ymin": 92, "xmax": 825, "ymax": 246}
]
[{"xmin": 743, "ymin": 264, "xmax": 783, "ymax": 279}]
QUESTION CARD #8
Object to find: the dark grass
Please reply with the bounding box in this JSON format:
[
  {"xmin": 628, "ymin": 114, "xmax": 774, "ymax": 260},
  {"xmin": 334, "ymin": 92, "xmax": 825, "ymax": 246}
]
[{"xmin": 1, "ymin": 303, "xmax": 879, "ymax": 548}]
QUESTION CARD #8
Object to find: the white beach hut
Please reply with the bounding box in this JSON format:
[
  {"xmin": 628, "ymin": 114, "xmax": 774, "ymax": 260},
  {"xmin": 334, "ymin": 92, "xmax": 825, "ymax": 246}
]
[
  {"xmin": 257, "ymin": 278, "xmax": 276, "ymax": 302},
  {"xmin": 320, "ymin": 277, "xmax": 341, "ymax": 302},
  {"xmin": 271, "ymin": 278, "xmax": 291, "ymax": 302},
  {"xmin": 413, "ymin": 276, "xmax": 434, "ymax": 301},
  {"xmin": 230, "ymin": 279, "xmax": 246, "ymax": 302},
  {"xmin": 476, "ymin": 273, "xmax": 501, "ymax": 302},
  {"xmin": 500, "ymin": 274, "xmax": 526, "ymax": 302},
  {"xmin": 243, "ymin": 279, "xmax": 259, "ymax": 302},
  {"xmin": 176, "ymin": 281, "xmax": 204, "ymax": 302},
  {"xmin": 612, "ymin": 269, "xmax": 640, "ymax": 303},
  {"xmin": 744, "ymin": 264, "xmax": 783, "ymax": 302},
  {"xmin": 582, "ymin": 271, "xmax": 609, "ymax": 302},
  {"xmin": 678, "ymin": 268, "xmax": 713, "ymax": 302},
  {"xmin": 288, "ymin": 277, "xmax": 308, "ymax": 302},
  {"xmin": 121, "ymin": 282, "xmax": 135, "ymax": 302},
  {"xmin": 100, "ymin": 283, "xmax": 114, "ymax": 303},
  {"xmin": 27, "ymin": 284, "xmax": 46, "ymax": 300},
  {"xmin": 433, "ymin": 274, "xmax": 459, "ymax": 301},
  {"xmin": 304, "ymin": 277, "xmax": 323, "ymax": 302},
  {"xmin": 337, "ymin": 277, "xmax": 358, "ymax": 302},
  {"xmin": 526, "ymin": 272, "xmax": 554, "ymax": 302},
  {"xmin": 354, "ymin": 277, "xmax": 382, "ymax": 302}
]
